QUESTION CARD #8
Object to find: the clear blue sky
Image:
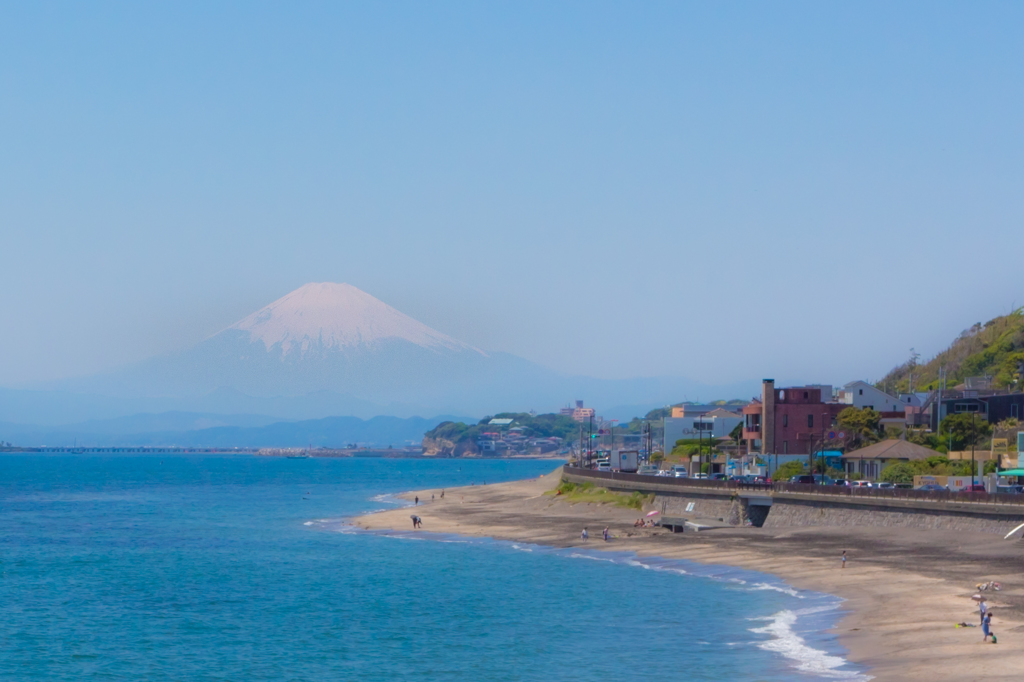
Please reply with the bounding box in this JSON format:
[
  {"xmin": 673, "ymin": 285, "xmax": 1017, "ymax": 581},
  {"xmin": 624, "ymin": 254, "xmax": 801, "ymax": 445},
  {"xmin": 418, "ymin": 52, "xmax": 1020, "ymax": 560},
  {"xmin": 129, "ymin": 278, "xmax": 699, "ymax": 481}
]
[{"xmin": 3, "ymin": 2, "xmax": 1022, "ymax": 388}]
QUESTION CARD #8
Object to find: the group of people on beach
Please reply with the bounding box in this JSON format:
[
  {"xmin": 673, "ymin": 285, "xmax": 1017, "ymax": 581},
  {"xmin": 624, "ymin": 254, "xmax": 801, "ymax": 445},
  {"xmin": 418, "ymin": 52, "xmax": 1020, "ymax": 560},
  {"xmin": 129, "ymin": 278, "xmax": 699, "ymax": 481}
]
[{"xmin": 633, "ymin": 518, "xmax": 655, "ymax": 528}]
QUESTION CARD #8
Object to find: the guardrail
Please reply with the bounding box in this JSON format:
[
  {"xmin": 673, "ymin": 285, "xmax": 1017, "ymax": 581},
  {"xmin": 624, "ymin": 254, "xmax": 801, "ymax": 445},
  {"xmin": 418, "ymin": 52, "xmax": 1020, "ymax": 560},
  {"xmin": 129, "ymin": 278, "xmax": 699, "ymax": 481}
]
[
  {"xmin": 562, "ymin": 466, "xmax": 769, "ymax": 492},
  {"xmin": 563, "ymin": 465, "xmax": 1024, "ymax": 506}
]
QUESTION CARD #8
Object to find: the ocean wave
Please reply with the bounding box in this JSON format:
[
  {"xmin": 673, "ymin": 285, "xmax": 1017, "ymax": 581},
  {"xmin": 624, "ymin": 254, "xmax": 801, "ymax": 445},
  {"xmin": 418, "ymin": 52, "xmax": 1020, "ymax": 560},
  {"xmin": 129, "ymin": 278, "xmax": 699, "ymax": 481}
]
[
  {"xmin": 750, "ymin": 609, "xmax": 871, "ymax": 680},
  {"xmin": 749, "ymin": 582, "xmax": 802, "ymax": 598}
]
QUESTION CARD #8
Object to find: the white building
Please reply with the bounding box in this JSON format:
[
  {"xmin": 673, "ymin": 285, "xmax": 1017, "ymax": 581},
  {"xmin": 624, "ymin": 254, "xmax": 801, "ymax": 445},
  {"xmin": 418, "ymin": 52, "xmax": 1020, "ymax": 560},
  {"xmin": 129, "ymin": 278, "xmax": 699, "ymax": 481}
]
[
  {"xmin": 838, "ymin": 381, "xmax": 904, "ymax": 413},
  {"xmin": 663, "ymin": 408, "xmax": 744, "ymax": 454}
]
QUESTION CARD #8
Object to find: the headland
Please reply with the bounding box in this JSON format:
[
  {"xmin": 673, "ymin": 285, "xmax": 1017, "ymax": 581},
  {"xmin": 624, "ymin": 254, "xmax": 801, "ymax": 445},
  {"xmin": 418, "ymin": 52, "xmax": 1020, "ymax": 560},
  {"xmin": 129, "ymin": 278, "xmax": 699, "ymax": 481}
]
[{"xmin": 355, "ymin": 467, "xmax": 1024, "ymax": 682}]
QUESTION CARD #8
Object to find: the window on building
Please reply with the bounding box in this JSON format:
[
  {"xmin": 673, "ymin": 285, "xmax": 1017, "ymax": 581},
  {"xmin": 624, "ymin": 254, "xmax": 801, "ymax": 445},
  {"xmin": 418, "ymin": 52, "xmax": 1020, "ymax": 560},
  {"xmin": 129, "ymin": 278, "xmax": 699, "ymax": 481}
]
[
  {"xmin": 803, "ymin": 391, "xmax": 809, "ymax": 399},
  {"xmin": 782, "ymin": 441, "xmax": 788, "ymax": 454},
  {"xmin": 859, "ymin": 389, "xmax": 863, "ymax": 395},
  {"xmin": 808, "ymin": 414, "xmax": 814, "ymax": 428},
  {"xmin": 782, "ymin": 414, "xmax": 788, "ymax": 427}
]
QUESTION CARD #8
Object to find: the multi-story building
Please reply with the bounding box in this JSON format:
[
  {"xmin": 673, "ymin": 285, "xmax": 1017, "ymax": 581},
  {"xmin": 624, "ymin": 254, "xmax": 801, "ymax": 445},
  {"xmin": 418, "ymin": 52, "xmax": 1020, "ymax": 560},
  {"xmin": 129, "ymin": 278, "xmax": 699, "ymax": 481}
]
[
  {"xmin": 663, "ymin": 406, "xmax": 744, "ymax": 455},
  {"xmin": 560, "ymin": 400, "xmax": 596, "ymax": 423},
  {"xmin": 742, "ymin": 379, "xmax": 849, "ymax": 458}
]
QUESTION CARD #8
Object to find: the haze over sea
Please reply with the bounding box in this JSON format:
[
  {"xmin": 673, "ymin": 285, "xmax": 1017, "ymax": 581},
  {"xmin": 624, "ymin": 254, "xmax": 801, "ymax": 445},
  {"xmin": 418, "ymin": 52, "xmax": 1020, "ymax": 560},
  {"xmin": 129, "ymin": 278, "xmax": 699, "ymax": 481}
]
[{"xmin": 0, "ymin": 455, "xmax": 866, "ymax": 681}]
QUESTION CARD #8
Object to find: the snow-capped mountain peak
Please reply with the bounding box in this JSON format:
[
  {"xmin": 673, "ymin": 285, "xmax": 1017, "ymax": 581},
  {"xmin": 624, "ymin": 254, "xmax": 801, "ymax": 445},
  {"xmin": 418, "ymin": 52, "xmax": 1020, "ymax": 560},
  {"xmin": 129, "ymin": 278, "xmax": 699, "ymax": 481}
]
[{"xmin": 225, "ymin": 282, "xmax": 483, "ymax": 356}]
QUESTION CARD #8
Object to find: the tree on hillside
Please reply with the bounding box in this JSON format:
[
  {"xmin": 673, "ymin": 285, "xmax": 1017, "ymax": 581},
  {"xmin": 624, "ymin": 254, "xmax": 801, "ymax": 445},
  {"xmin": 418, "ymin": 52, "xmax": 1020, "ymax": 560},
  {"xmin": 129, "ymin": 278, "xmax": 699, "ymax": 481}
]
[
  {"xmin": 838, "ymin": 407, "xmax": 881, "ymax": 448},
  {"xmin": 939, "ymin": 413, "xmax": 993, "ymax": 451}
]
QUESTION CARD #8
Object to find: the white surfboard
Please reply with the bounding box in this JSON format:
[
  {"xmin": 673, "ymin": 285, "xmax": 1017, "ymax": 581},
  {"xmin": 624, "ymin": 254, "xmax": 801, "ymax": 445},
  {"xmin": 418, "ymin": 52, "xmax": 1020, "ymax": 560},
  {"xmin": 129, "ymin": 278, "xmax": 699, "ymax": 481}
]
[{"xmin": 1003, "ymin": 521, "xmax": 1024, "ymax": 540}]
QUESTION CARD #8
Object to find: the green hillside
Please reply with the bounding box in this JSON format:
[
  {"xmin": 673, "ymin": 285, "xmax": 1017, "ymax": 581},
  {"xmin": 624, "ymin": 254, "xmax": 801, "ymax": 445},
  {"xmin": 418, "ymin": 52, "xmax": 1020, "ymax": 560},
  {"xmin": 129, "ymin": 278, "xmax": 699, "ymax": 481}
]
[
  {"xmin": 877, "ymin": 308, "xmax": 1024, "ymax": 393},
  {"xmin": 423, "ymin": 412, "xmax": 580, "ymax": 448}
]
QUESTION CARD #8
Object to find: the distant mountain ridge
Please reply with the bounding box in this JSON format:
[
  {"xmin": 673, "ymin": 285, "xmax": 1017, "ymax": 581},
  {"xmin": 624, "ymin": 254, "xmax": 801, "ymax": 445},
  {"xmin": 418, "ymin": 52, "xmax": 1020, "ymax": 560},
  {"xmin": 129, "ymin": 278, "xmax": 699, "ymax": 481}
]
[{"xmin": 15, "ymin": 282, "xmax": 757, "ymax": 422}]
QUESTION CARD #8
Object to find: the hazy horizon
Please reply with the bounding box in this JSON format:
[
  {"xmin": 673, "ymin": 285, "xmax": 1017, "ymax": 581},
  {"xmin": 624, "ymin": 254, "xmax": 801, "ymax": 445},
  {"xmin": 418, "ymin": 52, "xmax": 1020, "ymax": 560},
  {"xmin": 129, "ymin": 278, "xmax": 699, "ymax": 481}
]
[{"xmin": 4, "ymin": 2, "xmax": 1023, "ymax": 395}]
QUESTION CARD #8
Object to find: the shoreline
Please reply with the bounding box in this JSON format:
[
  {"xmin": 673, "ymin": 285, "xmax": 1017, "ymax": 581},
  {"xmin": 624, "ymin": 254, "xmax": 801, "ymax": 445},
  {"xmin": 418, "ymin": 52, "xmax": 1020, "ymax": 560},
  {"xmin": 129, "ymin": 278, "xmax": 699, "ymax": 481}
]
[{"xmin": 353, "ymin": 469, "xmax": 1024, "ymax": 681}]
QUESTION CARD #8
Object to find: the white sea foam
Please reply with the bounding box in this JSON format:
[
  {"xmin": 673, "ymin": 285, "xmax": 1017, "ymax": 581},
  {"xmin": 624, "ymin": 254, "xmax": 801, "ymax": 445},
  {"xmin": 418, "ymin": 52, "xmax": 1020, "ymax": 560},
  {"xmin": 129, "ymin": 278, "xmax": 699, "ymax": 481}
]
[
  {"xmin": 567, "ymin": 553, "xmax": 615, "ymax": 562},
  {"xmin": 750, "ymin": 582, "xmax": 802, "ymax": 598},
  {"xmin": 303, "ymin": 521, "xmax": 314, "ymax": 526},
  {"xmin": 511, "ymin": 544, "xmax": 533, "ymax": 552},
  {"xmin": 750, "ymin": 609, "xmax": 871, "ymax": 680}
]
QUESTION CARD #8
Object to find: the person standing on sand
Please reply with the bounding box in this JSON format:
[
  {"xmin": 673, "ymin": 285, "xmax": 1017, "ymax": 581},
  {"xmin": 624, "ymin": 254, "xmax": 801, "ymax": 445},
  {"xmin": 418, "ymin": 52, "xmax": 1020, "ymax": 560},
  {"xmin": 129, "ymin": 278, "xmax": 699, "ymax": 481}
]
[
  {"xmin": 415, "ymin": 496, "xmax": 419, "ymax": 505},
  {"xmin": 841, "ymin": 551, "xmax": 846, "ymax": 569},
  {"xmin": 979, "ymin": 597, "xmax": 988, "ymax": 625},
  {"xmin": 441, "ymin": 489, "xmax": 445, "ymax": 499},
  {"xmin": 982, "ymin": 611, "xmax": 993, "ymax": 642},
  {"xmin": 581, "ymin": 528, "xmax": 588, "ymax": 542},
  {"xmin": 603, "ymin": 527, "xmax": 609, "ymax": 542}
]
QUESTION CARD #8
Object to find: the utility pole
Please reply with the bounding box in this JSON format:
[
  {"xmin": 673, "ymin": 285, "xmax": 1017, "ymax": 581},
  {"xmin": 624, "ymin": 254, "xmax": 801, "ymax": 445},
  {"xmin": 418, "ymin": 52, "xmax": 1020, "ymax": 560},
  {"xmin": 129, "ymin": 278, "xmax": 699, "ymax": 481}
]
[
  {"xmin": 579, "ymin": 421, "xmax": 583, "ymax": 467},
  {"xmin": 971, "ymin": 411, "xmax": 976, "ymax": 489},
  {"xmin": 817, "ymin": 412, "xmax": 827, "ymax": 483},
  {"xmin": 588, "ymin": 414, "xmax": 593, "ymax": 468}
]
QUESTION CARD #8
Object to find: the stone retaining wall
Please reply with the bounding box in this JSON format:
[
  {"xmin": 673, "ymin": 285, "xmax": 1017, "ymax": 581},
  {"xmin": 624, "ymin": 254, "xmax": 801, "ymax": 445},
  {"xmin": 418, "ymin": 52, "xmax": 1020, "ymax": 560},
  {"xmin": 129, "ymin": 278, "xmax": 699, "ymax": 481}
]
[
  {"xmin": 763, "ymin": 499, "xmax": 1024, "ymax": 533},
  {"xmin": 561, "ymin": 467, "xmax": 1024, "ymax": 534}
]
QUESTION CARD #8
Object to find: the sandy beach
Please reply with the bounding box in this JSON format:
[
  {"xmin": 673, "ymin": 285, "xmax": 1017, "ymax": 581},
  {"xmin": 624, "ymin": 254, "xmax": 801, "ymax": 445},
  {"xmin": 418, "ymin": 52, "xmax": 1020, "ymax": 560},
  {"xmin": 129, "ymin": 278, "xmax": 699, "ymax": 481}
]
[{"xmin": 355, "ymin": 467, "xmax": 1024, "ymax": 682}]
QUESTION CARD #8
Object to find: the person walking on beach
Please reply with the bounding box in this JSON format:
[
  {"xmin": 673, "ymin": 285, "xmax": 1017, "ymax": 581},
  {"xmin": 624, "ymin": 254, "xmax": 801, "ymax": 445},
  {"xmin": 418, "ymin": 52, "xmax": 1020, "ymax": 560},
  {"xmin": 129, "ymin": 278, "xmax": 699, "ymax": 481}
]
[
  {"xmin": 441, "ymin": 489, "xmax": 445, "ymax": 499},
  {"xmin": 982, "ymin": 611, "xmax": 993, "ymax": 642},
  {"xmin": 841, "ymin": 550, "xmax": 847, "ymax": 569},
  {"xmin": 581, "ymin": 528, "xmax": 588, "ymax": 542},
  {"xmin": 603, "ymin": 527, "xmax": 609, "ymax": 542},
  {"xmin": 979, "ymin": 597, "xmax": 988, "ymax": 625},
  {"xmin": 415, "ymin": 496, "xmax": 419, "ymax": 505}
]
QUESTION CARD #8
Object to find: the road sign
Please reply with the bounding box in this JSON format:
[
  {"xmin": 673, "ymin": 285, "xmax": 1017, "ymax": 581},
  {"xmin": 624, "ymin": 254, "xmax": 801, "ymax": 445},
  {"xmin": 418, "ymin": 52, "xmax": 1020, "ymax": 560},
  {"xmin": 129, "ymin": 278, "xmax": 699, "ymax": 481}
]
[
  {"xmin": 828, "ymin": 431, "xmax": 836, "ymax": 439},
  {"xmin": 838, "ymin": 431, "xmax": 846, "ymax": 439}
]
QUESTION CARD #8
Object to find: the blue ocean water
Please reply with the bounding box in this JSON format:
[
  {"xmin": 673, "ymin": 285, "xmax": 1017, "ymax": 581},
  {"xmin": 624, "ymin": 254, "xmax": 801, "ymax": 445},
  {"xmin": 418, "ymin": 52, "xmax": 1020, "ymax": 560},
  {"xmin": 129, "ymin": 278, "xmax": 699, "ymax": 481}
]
[{"xmin": 0, "ymin": 455, "xmax": 868, "ymax": 680}]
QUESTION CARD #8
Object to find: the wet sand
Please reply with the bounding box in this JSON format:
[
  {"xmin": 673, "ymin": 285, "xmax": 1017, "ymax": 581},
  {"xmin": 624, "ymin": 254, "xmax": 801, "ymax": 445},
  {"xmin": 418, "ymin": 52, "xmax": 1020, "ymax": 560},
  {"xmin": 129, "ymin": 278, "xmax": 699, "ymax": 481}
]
[{"xmin": 355, "ymin": 468, "xmax": 1024, "ymax": 682}]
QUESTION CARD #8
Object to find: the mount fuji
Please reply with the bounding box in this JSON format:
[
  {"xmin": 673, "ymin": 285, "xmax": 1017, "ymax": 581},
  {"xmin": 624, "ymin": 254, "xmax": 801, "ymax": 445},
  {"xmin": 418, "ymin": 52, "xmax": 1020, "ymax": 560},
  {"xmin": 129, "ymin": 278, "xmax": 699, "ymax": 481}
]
[{"xmin": 17, "ymin": 283, "xmax": 749, "ymax": 423}]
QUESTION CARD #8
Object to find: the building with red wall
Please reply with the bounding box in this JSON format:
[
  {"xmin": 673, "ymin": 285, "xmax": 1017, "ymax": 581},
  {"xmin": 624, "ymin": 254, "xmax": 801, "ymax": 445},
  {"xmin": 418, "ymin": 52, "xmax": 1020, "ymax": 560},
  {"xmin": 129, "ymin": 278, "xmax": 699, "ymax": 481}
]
[{"xmin": 742, "ymin": 379, "xmax": 848, "ymax": 456}]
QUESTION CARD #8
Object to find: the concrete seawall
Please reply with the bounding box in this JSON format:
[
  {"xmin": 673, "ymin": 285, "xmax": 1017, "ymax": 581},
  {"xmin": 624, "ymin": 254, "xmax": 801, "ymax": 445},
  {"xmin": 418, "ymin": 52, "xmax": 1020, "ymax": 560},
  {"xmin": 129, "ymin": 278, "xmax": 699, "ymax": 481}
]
[{"xmin": 561, "ymin": 466, "xmax": 1024, "ymax": 534}]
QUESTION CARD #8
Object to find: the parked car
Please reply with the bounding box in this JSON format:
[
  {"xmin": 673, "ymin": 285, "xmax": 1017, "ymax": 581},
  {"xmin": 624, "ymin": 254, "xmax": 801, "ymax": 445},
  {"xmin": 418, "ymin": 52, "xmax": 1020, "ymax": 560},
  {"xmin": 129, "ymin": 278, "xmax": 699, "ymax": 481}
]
[
  {"xmin": 916, "ymin": 483, "xmax": 946, "ymax": 491},
  {"xmin": 692, "ymin": 473, "xmax": 708, "ymax": 480},
  {"xmin": 791, "ymin": 474, "xmax": 835, "ymax": 485},
  {"xmin": 851, "ymin": 480, "xmax": 872, "ymax": 488},
  {"xmin": 895, "ymin": 483, "xmax": 913, "ymax": 489},
  {"xmin": 964, "ymin": 484, "xmax": 987, "ymax": 493},
  {"xmin": 709, "ymin": 473, "xmax": 728, "ymax": 481},
  {"xmin": 875, "ymin": 482, "xmax": 894, "ymax": 489},
  {"xmin": 671, "ymin": 465, "xmax": 689, "ymax": 478},
  {"xmin": 833, "ymin": 478, "xmax": 851, "ymax": 487}
]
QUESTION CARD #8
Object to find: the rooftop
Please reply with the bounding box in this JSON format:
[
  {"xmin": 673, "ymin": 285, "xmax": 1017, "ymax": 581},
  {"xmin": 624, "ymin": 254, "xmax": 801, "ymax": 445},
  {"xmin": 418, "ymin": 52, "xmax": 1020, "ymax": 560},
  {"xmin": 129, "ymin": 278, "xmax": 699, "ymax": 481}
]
[{"xmin": 841, "ymin": 439, "xmax": 942, "ymax": 461}]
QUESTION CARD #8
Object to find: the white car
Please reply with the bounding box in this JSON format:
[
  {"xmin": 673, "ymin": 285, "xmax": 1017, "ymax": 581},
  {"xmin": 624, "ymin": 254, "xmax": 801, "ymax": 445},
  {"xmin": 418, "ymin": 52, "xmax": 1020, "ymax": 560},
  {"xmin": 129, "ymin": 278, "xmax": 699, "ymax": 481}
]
[
  {"xmin": 875, "ymin": 482, "xmax": 894, "ymax": 489},
  {"xmin": 852, "ymin": 480, "xmax": 872, "ymax": 488}
]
